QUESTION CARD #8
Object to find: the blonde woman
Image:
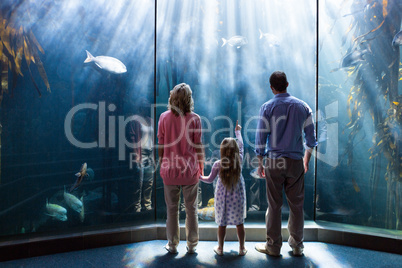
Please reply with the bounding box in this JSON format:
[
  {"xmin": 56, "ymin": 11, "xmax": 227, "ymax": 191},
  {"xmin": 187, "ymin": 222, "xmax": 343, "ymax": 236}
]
[
  {"xmin": 199, "ymin": 120, "xmax": 247, "ymax": 256},
  {"xmin": 157, "ymin": 83, "xmax": 204, "ymax": 254}
]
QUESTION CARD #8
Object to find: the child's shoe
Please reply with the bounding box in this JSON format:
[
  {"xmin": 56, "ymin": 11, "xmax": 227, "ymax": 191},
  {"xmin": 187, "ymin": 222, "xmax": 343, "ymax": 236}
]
[
  {"xmin": 213, "ymin": 245, "xmax": 223, "ymax": 256},
  {"xmin": 239, "ymin": 247, "xmax": 248, "ymax": 256}
]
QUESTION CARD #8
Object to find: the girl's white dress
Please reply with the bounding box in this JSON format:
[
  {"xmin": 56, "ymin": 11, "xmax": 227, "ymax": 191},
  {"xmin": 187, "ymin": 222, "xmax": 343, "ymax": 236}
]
[{"xmin": 200, "ymin": 130, "xmax": 247, "ymax": 226}]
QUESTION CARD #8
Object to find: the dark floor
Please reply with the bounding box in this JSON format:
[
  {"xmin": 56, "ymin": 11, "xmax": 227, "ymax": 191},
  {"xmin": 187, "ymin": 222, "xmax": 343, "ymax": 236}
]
[{"xmin": 2, "ymin": 240, "xmax": 401, "ymax": 268}]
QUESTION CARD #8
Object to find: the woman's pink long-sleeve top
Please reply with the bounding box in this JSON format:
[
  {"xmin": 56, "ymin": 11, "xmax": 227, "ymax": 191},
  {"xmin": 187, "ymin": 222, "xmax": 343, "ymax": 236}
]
[{"xmin": 157, "ymin": 110, "xmax": 202, "ymax": 185}]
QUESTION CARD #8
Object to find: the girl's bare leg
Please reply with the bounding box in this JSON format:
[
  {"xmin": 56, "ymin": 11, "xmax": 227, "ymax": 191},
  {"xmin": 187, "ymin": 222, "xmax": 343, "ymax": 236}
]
[
  {"xmin": 236, "ymin": 224, "xmax": 245, "ymax": 250},
  {"xmin": 218, "ymin": 225, "xmax": 227, "ymax": 250}
]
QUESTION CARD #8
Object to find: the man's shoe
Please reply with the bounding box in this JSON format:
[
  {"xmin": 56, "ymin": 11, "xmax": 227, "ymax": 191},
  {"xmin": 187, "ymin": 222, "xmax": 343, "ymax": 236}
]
[
  {"xmin": 255, "ymin": 243, "xmax": 280, "ymax": 257},
  {"xmin": 164, "ymin": 244, "xmax": 177, "ymax": 254},
  {"xmin": 248, "ymin": 205, "xmax": 260, "ymax": 212},
  {"xmin": 292, "ymin": 247, "xmax": 303, "ymax": 256},
  {"xmin": 186, "ymin": 246, "xmax": 196, "ymax": 254}
]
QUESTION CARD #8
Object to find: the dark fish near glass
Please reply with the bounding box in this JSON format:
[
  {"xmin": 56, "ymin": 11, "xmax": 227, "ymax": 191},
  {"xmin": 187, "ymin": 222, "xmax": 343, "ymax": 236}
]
[
  {"xmin": 392, "ymin": 30, "xmax": 402, "ymax": 46},
  {"xmin": 341, "ymin": 47, "xmax": 371, "ymax": 68}
]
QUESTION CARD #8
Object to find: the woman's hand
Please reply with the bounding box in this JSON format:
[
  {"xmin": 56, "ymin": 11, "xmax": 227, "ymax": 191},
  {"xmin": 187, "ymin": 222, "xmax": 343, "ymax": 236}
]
[
  {"xmin": 200, "ymin": 162, "xmax": 204, "ymax": 176},
  {"xmin": 235, "ymin": 120, "xmax": 242, "ymax": 131}
]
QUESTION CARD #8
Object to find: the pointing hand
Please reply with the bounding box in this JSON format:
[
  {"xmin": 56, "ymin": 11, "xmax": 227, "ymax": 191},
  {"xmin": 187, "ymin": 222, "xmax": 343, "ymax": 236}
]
[{"xmin": 235, "ymin": 120, "xmax": 242, "ymax": 131}]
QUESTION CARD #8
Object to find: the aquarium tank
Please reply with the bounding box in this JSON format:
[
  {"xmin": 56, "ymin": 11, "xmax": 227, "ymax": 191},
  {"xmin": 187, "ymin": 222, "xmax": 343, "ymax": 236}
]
[{"xmin": 0, "ymin": 0, "xmax": 400, "ymax": 243}]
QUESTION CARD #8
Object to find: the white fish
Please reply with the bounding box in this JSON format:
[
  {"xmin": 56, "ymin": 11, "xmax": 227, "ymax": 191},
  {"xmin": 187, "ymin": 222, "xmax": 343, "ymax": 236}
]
[
  {"xmin": 221, "ymin": 36, "xmax": 248, "ymax": 49},
  {"xmin": 64, "ymin": 188, "xmax": 83, "ymax": 213},
  {"xmin": 46, "ymin": 199, "xmax": 67, "ymax": 221},
  {"xmin": 259, "ymin": 29, "xmax": 280, "ymax": 47},
  {"xmin": 84, "ymin": 50, "xmax": 127, "ymax": 74}
]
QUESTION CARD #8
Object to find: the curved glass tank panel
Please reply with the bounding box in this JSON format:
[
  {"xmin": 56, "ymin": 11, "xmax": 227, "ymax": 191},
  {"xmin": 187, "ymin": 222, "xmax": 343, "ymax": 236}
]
[
  {"xmin": 156, "ymin": 0, "xmax": 317, "ymax": 223},
  {"xmin": 0, "ymin": 0, "xmax": 155, "ymax": 239},
  {"xmin": 317, "ymin": 0, "xmax": 402, "ymax": 233}
]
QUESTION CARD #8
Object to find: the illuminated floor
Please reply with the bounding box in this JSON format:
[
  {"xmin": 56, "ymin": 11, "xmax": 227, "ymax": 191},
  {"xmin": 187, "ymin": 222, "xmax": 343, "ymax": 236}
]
[{"xmin": 2, "ymin": 240, "xmax": 401, "ymax": 268}]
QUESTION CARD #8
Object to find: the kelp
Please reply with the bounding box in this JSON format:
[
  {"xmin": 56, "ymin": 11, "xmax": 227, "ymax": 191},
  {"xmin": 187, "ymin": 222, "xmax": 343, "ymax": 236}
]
[
  {"xmin": 0, "ymin": 11, "xmax": 50, "ymax": 184},
  {"xmin": 0, "ymin": 13, "xmax": 50, "ymax": 106},
  {"xmin": 342, "ymin": 0, "xmax": 401, "ymax": 229}
]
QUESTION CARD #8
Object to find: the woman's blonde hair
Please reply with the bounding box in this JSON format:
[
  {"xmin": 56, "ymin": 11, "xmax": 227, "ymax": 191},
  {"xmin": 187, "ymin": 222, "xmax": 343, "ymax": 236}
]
[
  {"xmin": 219, "ymin": 138, "xmax": 241, "ymax": 190},
  {"xmin": 168, "ymin": 83, "xmax": 194, "ymax": 116}
]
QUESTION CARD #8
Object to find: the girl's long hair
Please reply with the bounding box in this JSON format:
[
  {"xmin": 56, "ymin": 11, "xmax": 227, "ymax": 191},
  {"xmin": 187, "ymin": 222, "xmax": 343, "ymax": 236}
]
[{"xmin": 219, "ymin": 138, "xmax": 241, "ymax": 189}]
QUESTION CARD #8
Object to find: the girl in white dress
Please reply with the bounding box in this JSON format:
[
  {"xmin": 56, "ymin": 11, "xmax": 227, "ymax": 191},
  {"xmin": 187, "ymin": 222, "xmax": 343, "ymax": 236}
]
[{"xmin": 200, "ymin": 121, "xmax": 247, "ymax": 256}]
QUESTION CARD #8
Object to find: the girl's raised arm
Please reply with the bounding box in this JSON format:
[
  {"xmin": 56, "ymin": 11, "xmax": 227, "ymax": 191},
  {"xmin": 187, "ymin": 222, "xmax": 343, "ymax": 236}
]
[{"xmin": 235, "ymin": 120, "xmax": 244, "ymax": 161}]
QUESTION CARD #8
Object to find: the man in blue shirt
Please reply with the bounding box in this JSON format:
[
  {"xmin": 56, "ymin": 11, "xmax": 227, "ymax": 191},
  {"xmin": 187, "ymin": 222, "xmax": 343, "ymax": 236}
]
[{"xmin": 254, "ymin": 71, "xmax": 317, "ymax": 257}]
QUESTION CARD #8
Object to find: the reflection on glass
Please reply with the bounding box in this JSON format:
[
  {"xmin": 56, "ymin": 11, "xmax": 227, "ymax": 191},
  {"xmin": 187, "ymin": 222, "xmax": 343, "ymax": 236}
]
[{"xmin": 129, "ymin": 98, "xmax": 155, "ymax": 213}]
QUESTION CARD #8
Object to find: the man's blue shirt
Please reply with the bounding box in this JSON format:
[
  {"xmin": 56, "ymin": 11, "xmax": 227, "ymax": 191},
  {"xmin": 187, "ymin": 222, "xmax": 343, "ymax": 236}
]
[{"xmin": 255, "ymin": 92, "xmax": 317, "ymax": 159}]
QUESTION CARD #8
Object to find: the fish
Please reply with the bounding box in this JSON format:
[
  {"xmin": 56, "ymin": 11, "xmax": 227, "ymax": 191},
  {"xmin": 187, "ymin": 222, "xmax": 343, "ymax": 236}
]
[
  {"xmin": 64, "ymin": 187, "xmax": 83, "ymax": 213},
  {"xmin": 341, "ymin": 48, "xmax": 370, "ymax": 68},
  {"xmin": 70, "ymin": 162, "xmax": 89, "ymax": 192},
  {"xmin": 392, "ymin": 30, "xmax": 402, "ymax": 46},
  {"xmin": 250, "ymin": 168, "xmax": 264, "ymax": 179},
  {"xmin": 46, "ymin": 199, "xmax": 67, "ymax": 221},
  {"xmin": 221, "ymin": 36, "xmax": 248, "ymax": 49},
  {"xmin": 258, "ymin": 29, "xmax": 280, "ymax": 47},
  {"xmin": 33, "ymin": 52, "xmax": 50, "ymax": 92},
  {"xmin": 84, "ymin": 50, "xmax": 127, "ymax": 74},
  {"xmin": 86, "ymin": 168, "xmax": 95, "ymax": 181},
  {"xmin": 352, "ymin": 178, "xmax": 360, "ymax": 193}
]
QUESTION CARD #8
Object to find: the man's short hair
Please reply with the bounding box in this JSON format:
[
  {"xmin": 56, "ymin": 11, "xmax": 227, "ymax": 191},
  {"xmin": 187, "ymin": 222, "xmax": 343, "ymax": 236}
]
[{"xmin": 269, "ymin": 71, "xmax": 288, "ymax": 92}]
